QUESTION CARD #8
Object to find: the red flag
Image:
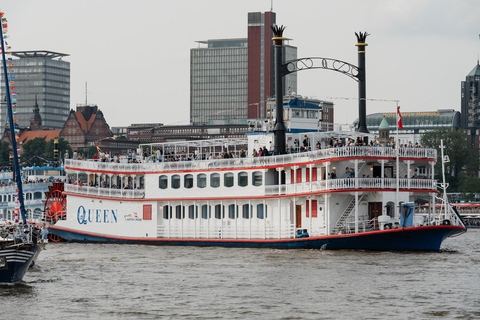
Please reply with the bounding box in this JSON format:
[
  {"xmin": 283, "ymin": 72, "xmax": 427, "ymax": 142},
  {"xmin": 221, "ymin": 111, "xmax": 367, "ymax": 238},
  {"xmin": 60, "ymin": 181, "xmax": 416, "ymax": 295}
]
[
  {"xmin": 397, "ymin": 106, "xmax": 403, "ymax": 130},
  {"xmin": 94, "ymin": 141, "xmax": 102, "ymax": 154}
]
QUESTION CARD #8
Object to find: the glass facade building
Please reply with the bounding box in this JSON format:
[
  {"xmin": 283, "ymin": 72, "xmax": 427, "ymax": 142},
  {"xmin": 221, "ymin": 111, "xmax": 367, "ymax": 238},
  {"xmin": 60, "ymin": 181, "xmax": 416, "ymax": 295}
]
[
  {"xmin": 190, "ymin": 11, "xmax": 297, "ymax": 126},
  {"xmin": 190, "ymin": 39, "xmax": 248, "ymax": 125},
  {"xmin": 353, "ymin": 109, "xmax": 461, "ymax": 144},
  {"xmin": 0, "ymin": 51, "xmax": 70, "ymax": 133}
]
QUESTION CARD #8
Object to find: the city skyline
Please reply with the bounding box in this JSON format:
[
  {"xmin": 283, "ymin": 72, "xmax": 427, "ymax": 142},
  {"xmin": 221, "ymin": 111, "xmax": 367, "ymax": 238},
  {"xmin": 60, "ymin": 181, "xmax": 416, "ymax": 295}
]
[{"xmin": 1, "ymin": 0, "xmax": 479, "ymax": 128}]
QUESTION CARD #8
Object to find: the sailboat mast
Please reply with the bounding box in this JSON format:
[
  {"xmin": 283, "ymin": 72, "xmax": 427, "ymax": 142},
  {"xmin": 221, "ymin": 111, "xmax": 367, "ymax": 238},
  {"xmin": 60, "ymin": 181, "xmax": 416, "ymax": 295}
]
[{"xmin": 0, "ymin": 17, "xmax": 27, "ymax": 224}]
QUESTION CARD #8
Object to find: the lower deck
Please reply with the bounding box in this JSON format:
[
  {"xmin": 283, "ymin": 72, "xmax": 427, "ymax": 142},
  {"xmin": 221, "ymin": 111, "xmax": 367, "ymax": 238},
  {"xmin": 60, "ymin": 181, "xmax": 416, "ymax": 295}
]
[{"xmin": 57, "ymin": 189, "xmax": 447, "ymax": 241}]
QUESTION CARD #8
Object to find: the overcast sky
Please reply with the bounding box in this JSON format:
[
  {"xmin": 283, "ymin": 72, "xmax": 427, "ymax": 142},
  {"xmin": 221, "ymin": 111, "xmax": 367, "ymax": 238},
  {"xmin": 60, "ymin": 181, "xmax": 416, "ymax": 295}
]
[{"xmin": 2, "ymin": 0, "xmax": 479, "ymax": 127}]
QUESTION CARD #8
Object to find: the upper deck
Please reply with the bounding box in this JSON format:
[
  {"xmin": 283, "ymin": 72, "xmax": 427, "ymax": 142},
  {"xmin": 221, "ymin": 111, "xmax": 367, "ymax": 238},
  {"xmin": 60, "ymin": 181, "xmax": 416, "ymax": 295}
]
[{"xmin": 64, "ymin": 145, "xmax": 437, "ymax": 174}]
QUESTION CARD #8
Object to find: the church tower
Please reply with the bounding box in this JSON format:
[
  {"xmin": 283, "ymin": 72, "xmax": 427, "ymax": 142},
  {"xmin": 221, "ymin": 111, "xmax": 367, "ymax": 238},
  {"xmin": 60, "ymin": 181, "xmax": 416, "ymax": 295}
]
[
  {"xmin": 30, "ymin": 95, "xmax": 42, "ymax": 130},
  {"xmin": 378, "ymin": 116, "xmax": 390, "ymax": 146}
]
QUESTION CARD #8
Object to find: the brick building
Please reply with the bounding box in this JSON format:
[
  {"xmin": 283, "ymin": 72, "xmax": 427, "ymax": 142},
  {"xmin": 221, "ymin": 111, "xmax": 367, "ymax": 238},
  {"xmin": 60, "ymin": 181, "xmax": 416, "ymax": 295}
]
[{"xmin": 59, "ymin": 104, "xmax": 113, "ymax": 151}]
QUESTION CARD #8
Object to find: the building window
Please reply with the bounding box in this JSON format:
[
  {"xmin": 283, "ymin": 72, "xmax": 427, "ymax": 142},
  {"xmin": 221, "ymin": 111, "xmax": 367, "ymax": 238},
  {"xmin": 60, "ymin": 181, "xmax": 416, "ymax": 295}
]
[
  {"xmin": 210, "ymin": 173, "xmax": 220, "ymax": 188},
  {"xmin": 252, "ymin": 171, "xmax": 262, "ymax": 186},
  {"xmin": 238, "ymin": 172, "xmax": 248, "ymax": 187},
  {"xmin": 224, "ymin": 172, "xmax": 234, "ymax": 187},
  {"xmin": 159, "ymin": 175, "xmax": 168, "ymax": 189},
  {"xmin": 171, "ymin": 175, "xmax": 180, "ymax": 189},
  {"xmin": 184, "ymin": 174, "xmax": 193, "ymax": 189},
  {"xmin": 197, "ymin": 174, "xmax": 206, "ymax": 188}
]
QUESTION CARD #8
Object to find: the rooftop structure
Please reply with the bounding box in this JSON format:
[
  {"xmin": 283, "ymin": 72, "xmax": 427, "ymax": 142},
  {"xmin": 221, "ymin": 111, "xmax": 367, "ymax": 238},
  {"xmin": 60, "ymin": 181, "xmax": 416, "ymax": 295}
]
[{"xmin": 0, "ymin": 50, "xmax": 70, "ymax": 133}]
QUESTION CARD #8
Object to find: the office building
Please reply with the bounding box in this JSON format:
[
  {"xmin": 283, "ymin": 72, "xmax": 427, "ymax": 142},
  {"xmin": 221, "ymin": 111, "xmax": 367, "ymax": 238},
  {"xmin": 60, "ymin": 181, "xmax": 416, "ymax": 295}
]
[
  {"xmin": 0, "ymin": 50, "xmax": 70, "ymax": 133},
  {"xmin": 460, "ymin": 61, "xmax": 480, "ymax": 148},
  {"xmin": 190, "ymin": 11, "xmax": 297, "ymax": 125}
]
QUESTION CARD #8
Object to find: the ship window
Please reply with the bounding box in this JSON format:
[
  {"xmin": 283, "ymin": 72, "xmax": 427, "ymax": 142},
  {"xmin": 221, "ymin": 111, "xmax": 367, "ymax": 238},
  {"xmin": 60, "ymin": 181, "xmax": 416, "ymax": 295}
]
[
  {"xmin": 242, "ymin": 204, "xmax": 250, "ymax": 219},
  {"xmin": 188, "ymin": 205, "xmax": 197, "ymax": 219},
  {"xmin": 214, "ymin": 204, "xmax": 224, "ymax": 219},
  {"xmin": 306, "ymin": 200, "xmax": 317, "ymax": 218},
  {"xmin": 257, "ymin": 204, "xmax": 267, "ymax": 219},
  {"xmin": 171, "ymin": 175, "xmax": 180, "ymax": 189},
  {"xmin": 197, "ymin": 174, "xmax": 206, "ymax": 188},
  {"xmin": 228, "ymin": 204, "xmax": 237, "ymax": 219},
  {"xmin": 184, "ymin": 174, "xmax": 193, "ymax": 189},
  {"xmin": 175, "ymin": 205, "xmax": 184, "ymax": 219},
  {"xmin": 238, "ymin": 172, "xmax": 248, "ymax": 187},
  {"xmin": 33, "ymin": 192, "xmax": 42, "ymax": 200},
  {"xmin": 210, "ymin": 173, "xmax": 220, "ymax": 188},
  {"xmin": 143, "ymin": 204, "xmax": 152, "ymax": 220},
  {"xmin": 252, "ymin": 171, "xmax": 262, "ymax": 186},
  {"xmin": 159, "ymin": 175, "xmax": 168, "ymax": 189},
  {"xmin": 163, "ymin": 205, "xmax": 171, "ymax": 219},
  {"xmin": 201, "ymin": 205, "xmax": 210, "ymax": 219},
  {"xmin": 224, "ymin": 172, "xmax": 234, "ymax": 187}
]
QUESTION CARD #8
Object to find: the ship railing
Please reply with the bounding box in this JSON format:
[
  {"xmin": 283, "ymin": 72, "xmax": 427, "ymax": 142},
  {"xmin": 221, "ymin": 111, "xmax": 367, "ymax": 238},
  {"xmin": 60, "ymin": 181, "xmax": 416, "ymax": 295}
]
[
  {"xmin": 64, "ymin": 146, "xmax": 437, "ymax": 173},
  {"xmin": 156, "ymin": 223, "xmax": 295, "ymax": 239},
  {"xmin": 264, "ymin": 178, "xmax": 438, "ymax": 195},
  {"xmin": 0, "ymin": 181, "xmax": 53, "ymax": 192},
  {"xmin": 64, "ymin": 184, "xmax": 145, "ymax": 199},
  {"xmin": 337, "ymin": 217, "xmax": 378, "ymax": 234}
]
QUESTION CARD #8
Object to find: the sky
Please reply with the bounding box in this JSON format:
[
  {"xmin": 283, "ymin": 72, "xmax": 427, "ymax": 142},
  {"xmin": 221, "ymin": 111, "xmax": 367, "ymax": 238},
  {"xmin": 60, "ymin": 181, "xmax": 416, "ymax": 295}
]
[{"xmin": 1, "ymin": 0, "xmax": 479, "ymax": 127}]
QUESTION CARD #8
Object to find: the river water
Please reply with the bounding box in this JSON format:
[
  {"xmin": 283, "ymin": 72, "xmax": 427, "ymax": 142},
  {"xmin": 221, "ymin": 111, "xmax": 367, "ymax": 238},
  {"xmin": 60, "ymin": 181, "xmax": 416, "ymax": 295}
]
[{"xmin": 2, "ymin": 229, "xmax": 480, "ymax": 320}]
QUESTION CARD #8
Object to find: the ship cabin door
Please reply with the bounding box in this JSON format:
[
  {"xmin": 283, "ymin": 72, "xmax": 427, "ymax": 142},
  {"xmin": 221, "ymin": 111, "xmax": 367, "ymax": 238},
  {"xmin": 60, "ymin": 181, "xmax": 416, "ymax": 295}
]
[
  {"xmin": 368, "ymin": 202, "xmax": 382, "ymax": 228},
  {"xmin": 372, "ymin": 166, "xmax": 393, "ymax": 178},
  {"xmin": 295, "ymin": 205, "xmax": 302, "ymax": 228}
]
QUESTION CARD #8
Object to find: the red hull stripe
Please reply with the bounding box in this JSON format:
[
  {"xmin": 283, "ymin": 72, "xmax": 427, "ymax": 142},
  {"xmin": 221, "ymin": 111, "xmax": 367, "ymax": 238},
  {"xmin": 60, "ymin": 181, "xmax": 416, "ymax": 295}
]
[
  {"xmin": 65, "ymin": 156, "xmax": 435, "ymax": 175},
  {"xmin": 49, "ymin": 225, "xmax": 465, "ymax": 243},
  {"xmin": 63, "ymin": 188, "xmax": 438, "ymax": 202}
]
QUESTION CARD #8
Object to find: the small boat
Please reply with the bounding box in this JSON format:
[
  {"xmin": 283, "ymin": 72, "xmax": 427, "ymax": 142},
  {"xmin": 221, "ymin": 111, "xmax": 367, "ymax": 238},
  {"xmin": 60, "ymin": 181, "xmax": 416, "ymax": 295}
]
[{"xmin": 0, "ymin": 13, "xmax": 40, "ymax": 283}]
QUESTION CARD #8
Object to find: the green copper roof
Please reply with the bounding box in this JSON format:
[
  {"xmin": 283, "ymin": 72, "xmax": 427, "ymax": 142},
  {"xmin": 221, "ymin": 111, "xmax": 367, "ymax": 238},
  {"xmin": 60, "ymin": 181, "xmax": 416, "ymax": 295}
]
[
  {"xmin": 467, "ymin": 62, "xmax": 480, "ymax": 77},
  {"xmin": 378, "ymin": 116, "xmax": 389, "ymax": 129}
]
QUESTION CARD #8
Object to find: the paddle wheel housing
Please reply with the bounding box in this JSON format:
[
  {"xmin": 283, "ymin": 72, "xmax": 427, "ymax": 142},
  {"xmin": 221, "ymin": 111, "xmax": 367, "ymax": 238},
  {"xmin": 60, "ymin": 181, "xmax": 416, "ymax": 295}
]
[{"xmin": 44, "ymin": 183, "xmax": 66, "ymax": 242}]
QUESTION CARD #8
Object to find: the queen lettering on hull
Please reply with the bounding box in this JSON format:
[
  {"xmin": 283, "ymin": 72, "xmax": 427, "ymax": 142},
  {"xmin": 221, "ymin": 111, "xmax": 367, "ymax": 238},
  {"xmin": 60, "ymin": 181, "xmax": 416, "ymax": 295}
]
[{"xmin": 77, "ymin": 206, "xmax": 118, "ymax": 225}]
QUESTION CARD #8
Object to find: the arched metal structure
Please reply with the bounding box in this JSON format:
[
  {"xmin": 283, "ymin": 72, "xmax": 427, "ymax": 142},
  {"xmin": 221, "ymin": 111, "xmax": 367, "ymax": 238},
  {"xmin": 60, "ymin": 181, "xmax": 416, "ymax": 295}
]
[
  {"xmin": 271, "ymin": 27, "xmax": 370, "ymax": 155},
  {"xmin": 282, "ymin": 57, "xmax": 359, "ymax": 81}
]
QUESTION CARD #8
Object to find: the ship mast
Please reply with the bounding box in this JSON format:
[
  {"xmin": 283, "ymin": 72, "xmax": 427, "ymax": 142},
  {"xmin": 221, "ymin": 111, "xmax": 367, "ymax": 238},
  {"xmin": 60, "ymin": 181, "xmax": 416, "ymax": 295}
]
[
  {"xmin": 439, "ymin": 139, "xmax": 449, "ymax": 219},
  {"xmin": 0, "ymin": 16, "xmax": 27, "ymax": 224}
]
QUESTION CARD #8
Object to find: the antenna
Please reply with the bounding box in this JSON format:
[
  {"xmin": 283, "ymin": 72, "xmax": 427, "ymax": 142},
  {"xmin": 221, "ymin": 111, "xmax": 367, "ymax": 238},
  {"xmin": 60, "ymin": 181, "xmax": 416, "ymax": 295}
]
[
  {"xmin": 85, "ymin": 82, "xmax": 88, "ymax": 105},
  {"xmin": 271, "ymin": 0, "xmax": 273, "ymax": 11}
]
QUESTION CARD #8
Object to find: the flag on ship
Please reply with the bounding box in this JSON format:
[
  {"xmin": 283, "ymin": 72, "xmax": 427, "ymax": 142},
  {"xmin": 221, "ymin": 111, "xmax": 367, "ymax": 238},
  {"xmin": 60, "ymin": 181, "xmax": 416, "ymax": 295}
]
[
  {"xmin": 397, "ymin": 106, "xmax": 403, "ymax": 130},
  {"xmin": 95, "ymin": 141, "xmax": 102, "ymax": 154}
]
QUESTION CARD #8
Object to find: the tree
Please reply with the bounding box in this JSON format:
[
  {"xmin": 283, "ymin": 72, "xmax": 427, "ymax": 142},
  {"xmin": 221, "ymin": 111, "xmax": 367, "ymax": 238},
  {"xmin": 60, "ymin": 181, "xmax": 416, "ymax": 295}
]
[
  {"xmin": 420, "ymin": 128, "xmax": 478, "ymax": 192},
  {"xmin": 0, "ymin": 140, "xmax": 11, "ymax": 169},
  {"xmin": 19, "ymin": 137, "xmax": 72, "ymax": 167},
  {"xmin": 459, "ymin": 176, "xmax": 480, "ymax": 201},
  {"xmin": 45, "ymin": 138, "xmax": 73, "ymax": 164},
  {"xmin": 88, "ymin": 145, "xmax": 97, "ymax": 158},
  {"xmin": 21, "ymin": 137, "xmax": 47, "ymax": 166}
]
